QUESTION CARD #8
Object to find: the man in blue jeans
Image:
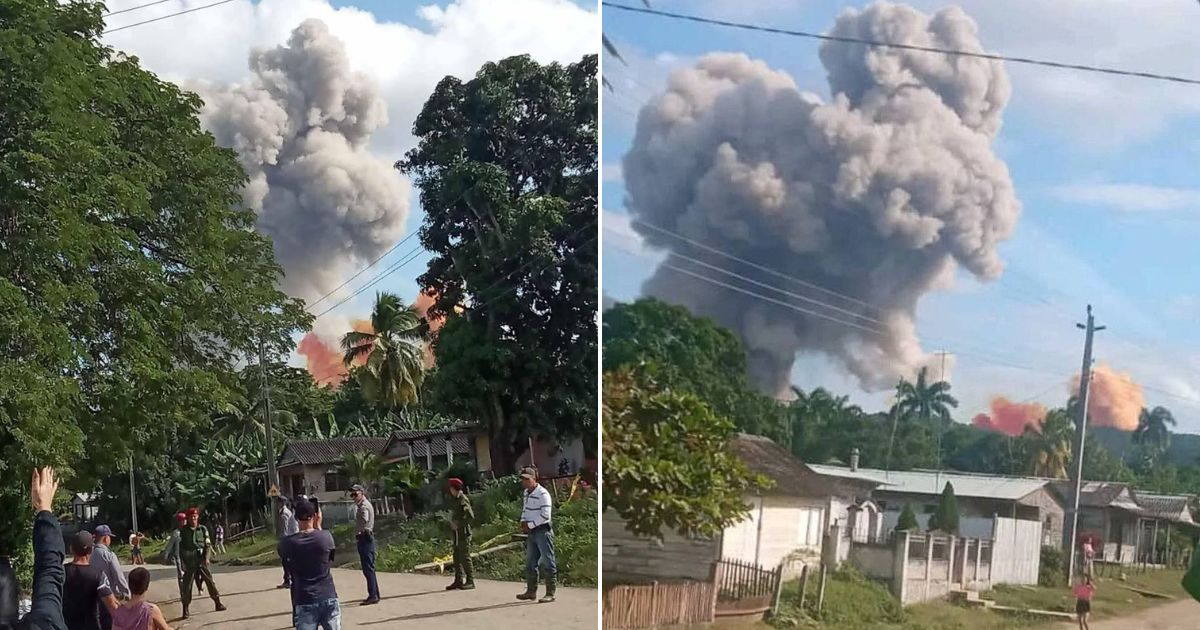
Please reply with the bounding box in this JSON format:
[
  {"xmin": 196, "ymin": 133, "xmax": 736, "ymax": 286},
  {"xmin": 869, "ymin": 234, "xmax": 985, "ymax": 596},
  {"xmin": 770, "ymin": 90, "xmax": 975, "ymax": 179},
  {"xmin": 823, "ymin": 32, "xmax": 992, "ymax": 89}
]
[
  {"xmin": 516, "ymin": 467, "xmax": 556, "ymax": 603},
  {"xmin": 350, "ymin": 485, "xmax": 379, "ymax": 605},
  {"xmin": 278, "ymin": 499, "xmax": 340, "ymax": 630}
]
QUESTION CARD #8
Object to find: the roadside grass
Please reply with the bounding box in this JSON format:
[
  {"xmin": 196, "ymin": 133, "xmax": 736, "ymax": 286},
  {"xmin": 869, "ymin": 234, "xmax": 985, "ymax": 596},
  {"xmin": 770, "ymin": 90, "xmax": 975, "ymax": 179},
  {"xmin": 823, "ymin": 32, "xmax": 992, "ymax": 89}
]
[{"xmin": 765, "ymin": 565, "xmax": 1187, "ymax": 629}]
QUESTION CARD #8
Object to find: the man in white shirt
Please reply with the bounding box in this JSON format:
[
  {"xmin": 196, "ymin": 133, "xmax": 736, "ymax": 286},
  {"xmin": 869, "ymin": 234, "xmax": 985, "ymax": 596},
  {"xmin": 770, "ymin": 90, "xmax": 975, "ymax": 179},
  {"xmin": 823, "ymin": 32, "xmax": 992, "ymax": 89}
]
[{"xmin": 516, "ymin": 467, "xmax": 556, "ymax": 603}]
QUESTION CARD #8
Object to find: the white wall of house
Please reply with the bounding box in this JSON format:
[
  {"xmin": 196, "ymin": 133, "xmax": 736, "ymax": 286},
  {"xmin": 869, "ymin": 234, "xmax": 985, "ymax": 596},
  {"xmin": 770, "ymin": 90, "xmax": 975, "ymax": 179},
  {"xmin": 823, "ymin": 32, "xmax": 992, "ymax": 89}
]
[{"xmin": 722, "ymin": 495, "xmax": 827, "ymax": 569}]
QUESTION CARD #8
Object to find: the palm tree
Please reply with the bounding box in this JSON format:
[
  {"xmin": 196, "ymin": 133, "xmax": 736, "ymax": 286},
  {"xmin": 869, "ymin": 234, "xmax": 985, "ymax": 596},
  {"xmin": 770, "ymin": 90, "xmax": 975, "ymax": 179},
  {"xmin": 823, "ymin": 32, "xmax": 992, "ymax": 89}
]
[
  {"xmin": 1028, "ymin": 409, "xmax": 1073, "ymax": 478},
  {"xmin": 790, "ymin": 386, "xmax": 861, "ymax": 463},
  {"xmin": 342, "ymin": 451, "xmax": 386, "ymax": 493},
  {"xmin": 341, "ymin": 292, "xmax": 427, "ymax": 408},
  {"xmin": 383, "ymin": 462, "xmax": 428, "ymax": 516},
  {"xmin": 1134, "ymin": 406, "xmax": 1176, "ymax": 453},
  {"xmin": 212, "ymin": 400, "xmax": 297, "ymax": 448},
  {"xmin": 893, "ymin": 367, "xmax": 959, "ymax": 425}
]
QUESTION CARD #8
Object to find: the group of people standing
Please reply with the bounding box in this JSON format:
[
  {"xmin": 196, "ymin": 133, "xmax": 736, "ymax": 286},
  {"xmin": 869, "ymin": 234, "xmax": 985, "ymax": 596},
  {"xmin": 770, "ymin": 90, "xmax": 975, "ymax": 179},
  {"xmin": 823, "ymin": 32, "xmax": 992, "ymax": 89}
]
[{"xmin": 4, "ymin": 464, "xmax": 561, "ymax": 630}]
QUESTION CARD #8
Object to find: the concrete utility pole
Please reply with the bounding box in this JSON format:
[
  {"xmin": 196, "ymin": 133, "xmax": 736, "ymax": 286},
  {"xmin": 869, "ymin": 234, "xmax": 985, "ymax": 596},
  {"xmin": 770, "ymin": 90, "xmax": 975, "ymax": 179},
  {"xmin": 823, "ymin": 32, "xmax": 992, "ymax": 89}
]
[
  {"xmin": 1064, "ymin": 305, "xmax": 1105, "ymax": 580},
  {"xmin": 260, "ymin": 337, "xmax": 280, "ymax": 534}
]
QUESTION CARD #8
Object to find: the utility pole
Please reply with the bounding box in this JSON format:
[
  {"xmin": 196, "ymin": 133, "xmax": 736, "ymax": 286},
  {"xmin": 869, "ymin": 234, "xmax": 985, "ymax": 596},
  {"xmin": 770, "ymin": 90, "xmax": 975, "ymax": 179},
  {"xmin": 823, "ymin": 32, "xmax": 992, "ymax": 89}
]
[
  {"xmin": 1064, "ymin": 305, "xmax": 1105, "ymax": 580},
  {"xmin": 260, "ymin": 337, "xmax": 280, "ymax": 534},
  {"xmin": 935, "ymin": 351, "xmax": 952, "ymax": 490},
  {"xmin": 128, "ymin": 456, "xmax": 138, "ymax": 535}
]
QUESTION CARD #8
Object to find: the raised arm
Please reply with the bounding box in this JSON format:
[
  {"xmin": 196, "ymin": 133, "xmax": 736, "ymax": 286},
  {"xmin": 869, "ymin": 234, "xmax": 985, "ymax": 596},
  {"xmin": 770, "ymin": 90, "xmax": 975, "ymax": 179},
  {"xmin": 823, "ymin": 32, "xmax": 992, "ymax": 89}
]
[{"xmin": 25, "ymin": 468, "xmax": 67, "ymax": 630}]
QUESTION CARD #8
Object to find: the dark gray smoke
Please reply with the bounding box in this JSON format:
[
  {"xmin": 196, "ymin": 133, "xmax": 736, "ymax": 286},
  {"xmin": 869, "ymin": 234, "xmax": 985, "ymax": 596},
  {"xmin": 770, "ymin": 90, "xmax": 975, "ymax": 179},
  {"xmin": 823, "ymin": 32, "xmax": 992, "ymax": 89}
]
[
  {"xmin": 623, "ymin": 2, "xmax": 1019, "ymax": 396},
  {"xmin": 194, "ymin": 19, "xmax": 409, "ymax": 301}
]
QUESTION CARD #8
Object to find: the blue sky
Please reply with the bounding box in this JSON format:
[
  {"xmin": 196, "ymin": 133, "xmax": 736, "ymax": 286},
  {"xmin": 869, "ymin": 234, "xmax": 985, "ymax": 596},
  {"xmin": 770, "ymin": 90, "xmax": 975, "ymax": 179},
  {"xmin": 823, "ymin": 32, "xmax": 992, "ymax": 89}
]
[
  {"xmin": 601, "ymin": 0, "xmax": 1200, "ymax": 432},
  {"xmin": 101, "ymin": 0, "xmax": 597, "ymax": 359}
]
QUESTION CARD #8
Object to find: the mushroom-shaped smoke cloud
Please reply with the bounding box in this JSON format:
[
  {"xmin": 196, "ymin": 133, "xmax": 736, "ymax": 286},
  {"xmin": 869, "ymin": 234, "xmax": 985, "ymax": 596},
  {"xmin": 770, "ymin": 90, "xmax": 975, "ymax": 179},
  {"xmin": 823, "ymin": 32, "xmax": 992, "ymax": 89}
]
[{"xmin": 623, "ymin": 2, "xmax": 1020, "ymax": 396}]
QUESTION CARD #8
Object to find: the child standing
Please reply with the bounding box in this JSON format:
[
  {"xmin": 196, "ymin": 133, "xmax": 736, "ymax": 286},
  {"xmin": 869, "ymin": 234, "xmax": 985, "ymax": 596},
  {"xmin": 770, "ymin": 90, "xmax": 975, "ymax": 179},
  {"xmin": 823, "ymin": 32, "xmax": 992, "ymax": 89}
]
[{"xmin": 1073, "ymin": 574, "xmax": 1095, "ymax": 630}]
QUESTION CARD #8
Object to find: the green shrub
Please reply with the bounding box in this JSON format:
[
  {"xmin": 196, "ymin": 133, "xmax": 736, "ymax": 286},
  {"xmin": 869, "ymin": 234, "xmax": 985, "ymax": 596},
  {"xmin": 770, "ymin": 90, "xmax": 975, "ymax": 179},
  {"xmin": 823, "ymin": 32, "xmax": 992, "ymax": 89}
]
[
  {"xmin": 771, "ymin": 565, "xmax": 904, "ymax": 628},
  {"xmin": 896, "ymin": 503, "xmax": 919, "ymax": 532},
  {"xmin": 1039, "ymin": 545, "xmax": 1065, "ymax": 587}
]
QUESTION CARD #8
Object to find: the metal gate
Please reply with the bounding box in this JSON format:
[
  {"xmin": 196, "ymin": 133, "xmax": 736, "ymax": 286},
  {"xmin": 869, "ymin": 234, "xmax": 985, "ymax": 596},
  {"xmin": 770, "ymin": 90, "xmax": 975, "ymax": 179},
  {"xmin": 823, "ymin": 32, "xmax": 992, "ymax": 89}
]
[{"xmin": 991, "ymin": 517, "xmax": 1041, "ymax": 585}]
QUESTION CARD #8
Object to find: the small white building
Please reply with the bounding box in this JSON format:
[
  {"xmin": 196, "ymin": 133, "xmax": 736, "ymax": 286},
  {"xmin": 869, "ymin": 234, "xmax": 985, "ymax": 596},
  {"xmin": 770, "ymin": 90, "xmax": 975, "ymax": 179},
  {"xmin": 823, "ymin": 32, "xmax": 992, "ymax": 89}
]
[{"xmin": 720, "ymin": 435, "xmax": 881, "ymax": 570}]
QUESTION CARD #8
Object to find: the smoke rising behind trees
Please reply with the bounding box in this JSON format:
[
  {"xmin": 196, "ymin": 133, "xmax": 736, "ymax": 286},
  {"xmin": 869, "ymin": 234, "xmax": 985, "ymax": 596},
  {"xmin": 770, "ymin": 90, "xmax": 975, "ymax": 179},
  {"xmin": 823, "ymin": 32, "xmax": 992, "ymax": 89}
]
[{"xmin": 622, "ymin": 2, "xmax": 1021, "ymax": 397}]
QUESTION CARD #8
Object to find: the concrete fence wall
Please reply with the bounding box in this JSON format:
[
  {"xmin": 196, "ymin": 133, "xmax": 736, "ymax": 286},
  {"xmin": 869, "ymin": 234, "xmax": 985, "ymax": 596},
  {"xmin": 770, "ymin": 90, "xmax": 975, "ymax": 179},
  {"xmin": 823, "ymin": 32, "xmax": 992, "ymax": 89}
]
[{"xmin": 847, "ymin": 531, "xmax": 995, "ymax": 606}]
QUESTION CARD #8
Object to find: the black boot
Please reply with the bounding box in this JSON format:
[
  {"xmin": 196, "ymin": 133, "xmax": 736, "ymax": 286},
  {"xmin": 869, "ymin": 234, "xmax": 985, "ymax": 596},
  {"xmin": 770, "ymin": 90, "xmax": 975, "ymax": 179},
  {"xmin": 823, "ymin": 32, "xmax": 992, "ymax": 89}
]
[
  {"xmin": 215, "ymin": 598, "xmax": 227, "ymax": 612},
  {"xmin": 182, "ymin": 605, "xmax": 190, "ymax": 620},
  {"xmin": 445, "ymin": 579, "xmax": 463, "ymax": 591},
  {"xmin": 516, "ymin": 573, "xmax": 537, "ymax": 600},
  {"xmin": 540, "ymin": 574, "xmax": 556, "ymax": 603},
  {"xmin": 462, "ymin": 566, "xmax": 476, "ymax": 590}
]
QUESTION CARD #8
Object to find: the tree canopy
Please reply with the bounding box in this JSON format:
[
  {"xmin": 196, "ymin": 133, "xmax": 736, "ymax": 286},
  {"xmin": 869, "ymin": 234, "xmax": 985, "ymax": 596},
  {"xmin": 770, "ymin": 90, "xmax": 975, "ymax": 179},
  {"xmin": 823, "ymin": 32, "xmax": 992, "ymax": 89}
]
[
  {"xmin": 397, "ymin": 54, "xmax": 597, "ymax": 472},
  {"xmin": 0, "ymin": 0, "xmax": 308, "ymax": 555}
]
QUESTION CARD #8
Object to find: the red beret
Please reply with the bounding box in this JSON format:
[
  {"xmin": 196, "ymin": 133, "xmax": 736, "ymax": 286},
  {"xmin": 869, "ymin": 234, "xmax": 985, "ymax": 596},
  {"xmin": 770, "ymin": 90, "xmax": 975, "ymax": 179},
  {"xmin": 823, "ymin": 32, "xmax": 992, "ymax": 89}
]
[
  {"xmin": 448, "ymin": 477, "xmax": 463, "ymax": 490},
  {"xmin": 186, "ymin": 507, "xmax": 200, "ymax": 517},
  {"xmin": 175, "ymin": 513, "xmax": 187, "ymax": 523}
]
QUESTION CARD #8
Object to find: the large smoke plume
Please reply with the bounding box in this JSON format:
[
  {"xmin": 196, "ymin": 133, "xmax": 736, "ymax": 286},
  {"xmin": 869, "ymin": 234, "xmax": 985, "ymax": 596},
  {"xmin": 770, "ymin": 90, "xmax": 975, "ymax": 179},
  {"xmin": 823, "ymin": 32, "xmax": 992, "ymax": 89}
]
[
  {"xmin": 1073, "ymin": 363, "xmax": 1144, "ymax": 431},
  {"xmin": 194, "ymin": 19, "xmax": 410, "ymax": 301},
  {"xmin": 623, "ymin": 2, "xmax": 1019, "ymax": 395},
  {"xmin": 972, "ymin": 397, "xmax": 1047, "ymax": 437}
]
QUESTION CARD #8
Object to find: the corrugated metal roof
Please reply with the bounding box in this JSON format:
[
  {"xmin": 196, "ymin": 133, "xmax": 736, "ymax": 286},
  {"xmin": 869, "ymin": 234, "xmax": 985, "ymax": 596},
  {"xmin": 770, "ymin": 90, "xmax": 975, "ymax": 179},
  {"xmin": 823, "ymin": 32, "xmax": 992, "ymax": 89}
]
[
  {"xmin": 808, "ymin": 465, "xmax": 1050, "ymax": 501},
  {"xmin": 383, "ymin": 433, "xmax": 473, "ymax": 458},
  {"xmin": 278, "ymin": 437, "xmax": 389, "ymax": 466},
  {"xmin": 1049, "ymin": 481, "xmax": 1140, "ymax": 510},
  {"xmin": 1136, "ymin": 493, "xmax": 1195, "ymax": 523}
]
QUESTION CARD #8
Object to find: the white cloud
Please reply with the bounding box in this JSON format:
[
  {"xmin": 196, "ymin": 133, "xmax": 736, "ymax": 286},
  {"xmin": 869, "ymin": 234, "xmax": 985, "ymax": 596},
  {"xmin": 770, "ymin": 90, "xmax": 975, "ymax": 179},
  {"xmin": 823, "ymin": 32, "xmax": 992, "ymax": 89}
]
[
  {"xmin": 602, "ymin": 208, "xmax": 662, "ymax": 261},
  {"xmin": 1051, "ymin": 183, "xmax": 1200, "ymax": 212},
  {"xmin": 602, "ymin": 161, "xmax": 623, "ymax": 183},
  {"xmin": 102, "ymin": 0, "xmax": 597, "ymax": 160},
  {"xmin": 902, "ymin": 0, "xmax": 1200, "ymax": 150}
]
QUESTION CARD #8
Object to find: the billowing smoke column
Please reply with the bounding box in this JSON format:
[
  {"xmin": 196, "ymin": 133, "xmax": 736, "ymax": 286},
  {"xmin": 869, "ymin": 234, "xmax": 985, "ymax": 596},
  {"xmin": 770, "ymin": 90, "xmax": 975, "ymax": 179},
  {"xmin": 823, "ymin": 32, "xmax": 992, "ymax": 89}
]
[
  {"xmin": 194, "ymin": 19, "xmax": 409, "ymax": 301},
  {"xmin": 972, "ymin": 397, "xmax": 1047, "ymax": 437},
  {"xmin": 623, "ymin": 2, "xmax": 1019, "ymax": 395},
  {"xmin": 299, "ymin": 319, "xmax": 373, "ymax": 387},
  {"xmin": 1072, "ymin": 363, "xmax": 1144, "ymax": 431}
]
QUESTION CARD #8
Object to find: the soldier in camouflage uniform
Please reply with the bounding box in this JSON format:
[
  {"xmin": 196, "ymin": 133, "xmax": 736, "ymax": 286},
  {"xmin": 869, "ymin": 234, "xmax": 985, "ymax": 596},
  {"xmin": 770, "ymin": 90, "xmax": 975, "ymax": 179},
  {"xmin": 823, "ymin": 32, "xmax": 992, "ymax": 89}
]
[
  {"xmin": 179, "ymin": 507, "xmax": 226, "ymax": 619},
  {"xmin": 445, "ymin": 477, "xmax": 475, "ymax": 591}
]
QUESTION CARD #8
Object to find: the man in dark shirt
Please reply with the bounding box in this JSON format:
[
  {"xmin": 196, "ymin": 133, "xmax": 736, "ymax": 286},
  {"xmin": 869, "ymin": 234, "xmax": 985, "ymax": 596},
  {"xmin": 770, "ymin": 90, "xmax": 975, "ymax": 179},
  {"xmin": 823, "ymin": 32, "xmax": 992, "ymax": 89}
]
[
  {"xmin": 15, "ymin": 467, "xmax": 67, "ymax": 630},
  {"xmin": 278, "ymin": 499, "xmax": 339, "ymax": 630},
  {"xmin": 62, "ymin": 532, "xmax": 116, "ymax": 630}
]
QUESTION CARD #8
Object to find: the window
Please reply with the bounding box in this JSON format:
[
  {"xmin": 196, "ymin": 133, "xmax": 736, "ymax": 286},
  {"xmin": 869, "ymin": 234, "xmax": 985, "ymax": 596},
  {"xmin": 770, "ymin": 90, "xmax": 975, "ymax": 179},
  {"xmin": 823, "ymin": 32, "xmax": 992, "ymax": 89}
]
[{"xmin": 324, "ymin": 471, "xmax": 350, "ymax": 492}]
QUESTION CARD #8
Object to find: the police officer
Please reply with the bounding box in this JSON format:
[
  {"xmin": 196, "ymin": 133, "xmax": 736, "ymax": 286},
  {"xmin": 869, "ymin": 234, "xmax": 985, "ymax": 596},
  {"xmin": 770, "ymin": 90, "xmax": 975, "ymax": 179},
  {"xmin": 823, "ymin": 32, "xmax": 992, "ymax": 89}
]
[
  {"xmin": 179, "ymin": 507, "xmax": 226, "ymax": 619},
  {"xmin": 445, "ymin": 478, "xmax": 475, "ymax": 591}
]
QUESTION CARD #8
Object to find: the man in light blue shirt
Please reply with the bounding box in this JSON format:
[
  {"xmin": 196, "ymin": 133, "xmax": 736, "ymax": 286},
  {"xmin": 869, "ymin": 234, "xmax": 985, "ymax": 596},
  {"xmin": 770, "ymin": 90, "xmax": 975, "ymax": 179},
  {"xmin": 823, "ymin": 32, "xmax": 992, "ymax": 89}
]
[
  {"xmin": 90, "ymin": 524, "xmax": 129, "ymax": 630},
  {"xmin": 516, "ymin": 467, "xmax": 556, "ymax": 603}
]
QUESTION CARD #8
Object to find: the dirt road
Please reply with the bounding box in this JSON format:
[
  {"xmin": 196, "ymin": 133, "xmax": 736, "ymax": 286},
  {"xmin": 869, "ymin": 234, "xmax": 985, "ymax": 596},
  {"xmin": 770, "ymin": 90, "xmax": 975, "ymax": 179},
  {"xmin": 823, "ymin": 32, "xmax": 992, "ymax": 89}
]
[
  {"xmin": 142, "ymin": 564, "xmax": 596, "ymax": 629},
  {"xmin": 1067, "ymin": 598, "xmax": 1200, "ymax": 629}
]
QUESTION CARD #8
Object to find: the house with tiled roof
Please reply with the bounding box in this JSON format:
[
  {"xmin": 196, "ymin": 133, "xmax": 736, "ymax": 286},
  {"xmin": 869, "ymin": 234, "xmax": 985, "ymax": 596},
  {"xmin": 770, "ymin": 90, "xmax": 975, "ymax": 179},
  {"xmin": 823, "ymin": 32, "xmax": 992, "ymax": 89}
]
[
  {"xmin": 276, "ymin": 436, "xmax": 390, "ymax": 500},
  {"xmin": 380, "ymin": 424, "xmax": 491, "ymax": 473}
]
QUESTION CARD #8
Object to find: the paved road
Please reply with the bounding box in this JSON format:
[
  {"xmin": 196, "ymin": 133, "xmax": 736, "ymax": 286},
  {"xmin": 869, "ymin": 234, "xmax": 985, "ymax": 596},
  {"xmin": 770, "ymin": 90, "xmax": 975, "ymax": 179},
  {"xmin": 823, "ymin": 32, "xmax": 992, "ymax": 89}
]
[
  {"xmin": 140, "ymin": 564, "xmax": 597, "ymax": 629},
  {"xmin": 1057, "ymin": 598, "xmax": 1200, "ymax": 629}
]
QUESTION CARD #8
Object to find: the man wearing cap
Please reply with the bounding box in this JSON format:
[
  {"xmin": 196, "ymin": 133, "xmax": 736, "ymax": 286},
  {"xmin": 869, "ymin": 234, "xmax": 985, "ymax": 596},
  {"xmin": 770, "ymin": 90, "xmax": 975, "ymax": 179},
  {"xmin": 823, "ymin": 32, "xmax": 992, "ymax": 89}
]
[
  {"xmin": 89, "ymin": 525, "xmax": 129, "ymax": 630},
  {"xmin": 517, "ymin": 467, "xmax": 556, "ymax": 603},
  {"xmin": 445, "ymin": 478, "xmax": 475, "ymax": 591},
  {"xmin": 63, "ymin": 530, "xmax": 118, "ymax": 630},
  {"xmin": 350, "ymin": 484, "xmax": 379, "ymax": 605},
  {"xmin": 179, "ymin": 508, "xmax": 225, "ymax": 619},
  {"xmin": 278, "ymin": 499, "xmax": 341, "ymax": 629}
]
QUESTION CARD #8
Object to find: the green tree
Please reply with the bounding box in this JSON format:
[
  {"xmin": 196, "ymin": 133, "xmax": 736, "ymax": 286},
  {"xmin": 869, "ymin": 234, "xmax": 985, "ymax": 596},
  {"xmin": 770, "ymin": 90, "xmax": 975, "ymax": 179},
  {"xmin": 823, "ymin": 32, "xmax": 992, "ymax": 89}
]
[
  {"xmin": 1134, "ymin": 406, "xmax": 1176, "ymax": 454},
  {"xmin": 893, "ymin": 367, "xmax": 959, "ymax": 425},
  {"xmin": 397, "ymin": 54, "xmax": 597, "ymax": 473},
  {"xmin": 604, "ymin": 298, "xmax": 790, "ymax": 444},
  {"xmin": 791, "ymin": 387, "xmax": 863, "ymax": 464},
  {"xmin": 603, "ymin": 367, "xmax": 770, "ymax": 539},
  {"xmin": 895, "ymin": 504, "xmax": 919, "ymax": 533},
  {"xmin": 1028, "ymin": 409, "xmax": 1074, "ymax": 478},
  {"xmin": 342, "ymin": 451, "xmax": 386, "ymax": 494},
  {"xmin": 341, "ymin": 292, "xmax": 426, "ymax": 409},
  {"xmin": 0, "ymin": 0, "xmax": 308, "ymax": 554},
  {"xmin": 382, "ymin": 462, "xmax": 428, "ymax": 516},
  {"xmin": 927, "ymin": 482, "xmax": 960, "ymax": 534}
]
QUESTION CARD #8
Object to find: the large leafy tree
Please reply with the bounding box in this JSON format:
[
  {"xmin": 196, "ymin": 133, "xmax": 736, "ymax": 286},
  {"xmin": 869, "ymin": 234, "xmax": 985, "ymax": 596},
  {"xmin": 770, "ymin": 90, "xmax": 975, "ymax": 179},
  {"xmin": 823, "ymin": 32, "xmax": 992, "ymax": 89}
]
[
  {"xmin": 396, "ymin": 54, "xmax": 597, "ymax": 473},
  {"xmin": 790, "ymin": 387, "xmax": 862, "ymax": 464},
  {"xmin": 603, "ymin": 367, "xmax": 769, "ymax": 539},
  {"xmin": 0, "ymin": 1, "xmax": 309, "ymax": 553},
  {"xmin": 341, "ymin": 292, "xmax": 426, "ymax": 409},
  {"xmin": 604, "ymin": 298, "xmax": 790, "ymax": 444}
]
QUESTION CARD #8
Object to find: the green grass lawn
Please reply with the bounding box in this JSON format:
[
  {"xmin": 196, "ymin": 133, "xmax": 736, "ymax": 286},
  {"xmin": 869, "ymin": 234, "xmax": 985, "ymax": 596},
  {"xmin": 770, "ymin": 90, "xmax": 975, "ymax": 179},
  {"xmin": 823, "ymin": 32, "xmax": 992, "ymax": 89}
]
[{"xmin": 765, "ymin": 566, "xmax": 1187, "ymax": 629}]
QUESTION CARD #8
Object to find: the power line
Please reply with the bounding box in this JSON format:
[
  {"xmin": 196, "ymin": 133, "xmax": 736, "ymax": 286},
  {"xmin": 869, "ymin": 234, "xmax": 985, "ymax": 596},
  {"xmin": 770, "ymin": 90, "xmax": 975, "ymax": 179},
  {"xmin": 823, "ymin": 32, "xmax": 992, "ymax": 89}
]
[
  {"xmin": 469, "ymin": 220, "xmax": 597, "ymax": 307},
  {"xmin": 306, "ymin": 232, "xmax": 418, "ymax": 309},
  {"xmin": 311, "ymin": 245, "xmax": 424, "ymax": 320},
  {"xmin": 103, "ymin": 0, "xmax": 237, "ymax": 34},
  {"xmin": 602, "ymin": 1, "xmax": 1200, "ymax": 87},
  {"xmin": 104, "ymin": 0, "xmax": 175, "ymax": 17}
]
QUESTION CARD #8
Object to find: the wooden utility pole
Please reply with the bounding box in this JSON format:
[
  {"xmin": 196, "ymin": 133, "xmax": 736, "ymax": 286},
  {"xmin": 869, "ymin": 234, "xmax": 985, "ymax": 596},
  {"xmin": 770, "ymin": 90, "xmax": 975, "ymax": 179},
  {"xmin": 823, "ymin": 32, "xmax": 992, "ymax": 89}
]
[
  {"xmin": 1064, "ymin": 305, "xmax": 1105, "ymax": 579},
  {"xmin": 128, "ymin": 456, "xmax": 138, "ymax": 534}
]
